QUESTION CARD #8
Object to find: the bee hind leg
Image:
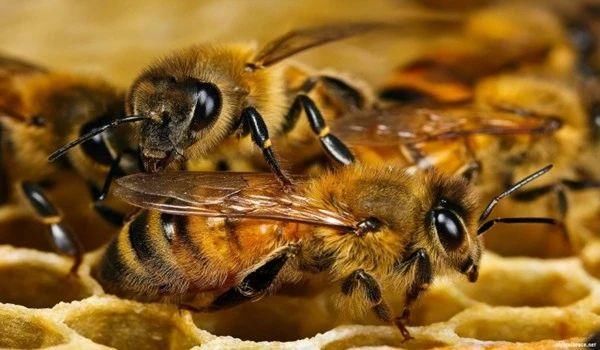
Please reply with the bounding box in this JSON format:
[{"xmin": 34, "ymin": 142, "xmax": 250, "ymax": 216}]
[
  {"xmin": 341, "ymin": 269, "xmax": 397, "ymax": 338},
  {"xmin": 202, "ymin": 244, "xmax": 298, "ymax": 311},
  {"xmin": 20, "ymin": 181, "xmax": 83, "ymax": 274},
  {"xmin": 285, "ymin": 94, "xmax": 355, "ymax": 165},
  {"xmin": 392, "ymin": 249, "xmax": 432, "ymax": 342}
]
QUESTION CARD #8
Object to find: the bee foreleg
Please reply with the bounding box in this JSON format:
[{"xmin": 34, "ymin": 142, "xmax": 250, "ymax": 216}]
[
  {"xmin": 393, "ymin": 249, "xmax": 432, "ymax": 341},
  {"xmin": 341, "ymin": 269, "xmax": 395, "ymax": 333},
  {"xmin": 241, "ymin": 106, "xmax": 292, "ymax": 186},
  {"xmin": 96, "ymin": 153, "xmax": 125, "ymax": 202},
  {"xmin": 205, "ymin": 244, "xmax": 298, "ymax": 311},
  {"xmin": 20, "ymin": 181, "xmax": 83, "ymax": 274},
  {"xmin": 288, "ymin": 94, "xmax": 355, "ymax": 165}
]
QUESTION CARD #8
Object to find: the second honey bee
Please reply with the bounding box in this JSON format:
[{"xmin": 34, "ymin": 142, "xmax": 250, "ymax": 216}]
[
  {"xmin": 0, "ymin": 55, "xmax": 139, "ymax": 268},
  {"xmin": 93, "ymin": 162, "xmax": 556, "ymax": 341},
  {"xmin": 49, "ymin": 18, "xmax": 460, "ymax": 182}
]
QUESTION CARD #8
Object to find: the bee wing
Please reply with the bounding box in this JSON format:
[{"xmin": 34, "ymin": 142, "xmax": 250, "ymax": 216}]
[
  {"xmin": 115, "ymin": 172, "xmax": 356, "ymax": 229},
  {"xmin": 252, "ymin": 14, "xmax": 461, "ymax": 68},
  {"xmin": 331, "ymin": 105, "xmax": 561, "ymax": 146},
  {"xmin": 251, "ymin": 22, "xmax": 383, "ymax": 68}
]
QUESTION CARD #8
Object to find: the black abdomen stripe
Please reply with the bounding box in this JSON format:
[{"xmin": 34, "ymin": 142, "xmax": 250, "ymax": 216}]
[
  {"xmin": 128, "ymin": 211, "xmax": 188, "ymax": 294},
  {"xmin": 128, "ymin": 211, "xmax": 154, "ymax": 261},
  {"xmin": 170, "ymin": 214, "xmax": 209, "ymax": 266}
]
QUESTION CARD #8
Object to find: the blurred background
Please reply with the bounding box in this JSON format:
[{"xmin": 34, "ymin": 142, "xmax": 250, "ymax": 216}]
[{"xmin": 0, "ymin": 0, "xmax": 425, "ymax": 88}]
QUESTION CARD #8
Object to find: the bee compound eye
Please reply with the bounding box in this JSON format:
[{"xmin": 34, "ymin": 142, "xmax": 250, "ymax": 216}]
[
  {"xmin": 190, "ymin": 83, "xmax": 221, "ymax": 132},
  {"xmin": 432, "ymin": 208, "xmax": 464, "ymax": 251}
]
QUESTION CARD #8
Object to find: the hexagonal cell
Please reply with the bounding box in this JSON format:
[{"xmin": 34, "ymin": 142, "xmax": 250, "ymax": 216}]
[
  {"xmin": 0, "ymin": 308, "xmax": 67, "ymax": 348},
  {"xmin": 193, "ymin": 295, "xmax": 337, "ymax": 342},
  {"xmin": 409, "ymin": 281, "xmax": 469, "ymax": 326},
  {"xmin": 64, "ymin": 303, "xmax": 201, "ymax": 350},
  {"xmin": 455, "ymin": 307, "xmax": 600, "ymax": 342},
  {"xmin": 0, "ymin": 262, "xmax": 94, "ymax": 308},
  {"xmin": 320, "ymin": 332, "xmax": 446, "ymax": 350},
  {"xmin": 455, "ymin": 260, "xmax": 590, "ymax": 307}
]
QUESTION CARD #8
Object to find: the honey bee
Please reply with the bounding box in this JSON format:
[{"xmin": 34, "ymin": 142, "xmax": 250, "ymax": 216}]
[
  {"xmin": 331, "ymin": 104, "xmax": 562, "ymax": 180},
  {"xmin": 0, "ymin": 54, "xmax": 137, "ymax": 270},
  {"xmin": 95, "ymin": 163, "xmax": 556, "ymax": 341},
  {"xmin": 329, "ymin": 89, "xmax": 600, "ymax": 256},
  {"xmin": 49, "ymin": 18, "xmax": 461, "ymax": 183}
]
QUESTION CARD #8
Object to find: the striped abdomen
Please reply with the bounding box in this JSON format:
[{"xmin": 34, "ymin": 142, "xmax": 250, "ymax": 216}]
[{"xmin": 96, "ymin": 210, "xmax": 305, "ymax": 300}]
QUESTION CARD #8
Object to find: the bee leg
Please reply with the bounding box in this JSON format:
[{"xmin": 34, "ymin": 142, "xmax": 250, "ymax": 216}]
[
  {"xmin": 510, "ymin": 178, "xmax": 600, "ymax": 240},
  {"xmin": 97, "ymin": 153, "xmax": 124, "ymax": 202},
  {"xmin": 341, "ymin": 269, "xmax": 396, "ymax": 338},
  {"xmin": 241, "ymin": 106, "xmax": 292, "ymax": 187},
  {"xmin": 393, "ymin": 249, "xmax": 432, "ymax": 342},
  {"xmin": 88, "ymin": 184, "xmax": 125, "ymax": 226},
  {"xmin": 204, "ymin": 245, "xmax": 298, "ymax": 311},
  {"xmin": 21, "ymin": 181, "xmax": 83, "ymax": 274},
  {"xmin": 286, "ymin": 94, "xmax": 355, "ymax": 165}
]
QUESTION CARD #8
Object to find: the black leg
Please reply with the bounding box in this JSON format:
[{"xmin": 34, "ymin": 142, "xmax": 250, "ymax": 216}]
[
  {"xmin": 21, "ymin": 182, "xmax": 83, "ymax": 273},
  {"xmin": 510, "ymin": 178, "xmax": 600, "ymax": 239},
  {"xmin": 88, "ymin": 184, "xmax": 126, "ymax": 226},
  {"xmin": 283, "ymin": 75, "xmax": 365, "ymax": 133},
  {"xmin": 241, "ymin": 107, "xmax": 292, "ymax": 186},
  {"xmin": 393, "ymin": 249, "xmax": 432, "ymax": 341},
  {"xmin": 204, "ymin": 245, "xmax": 298, "ymax": 311},
  {"xmin": 97, "ymin": 154, "xmax": 124, "ymax": 201},
  {"xmin": 341, "ymin": 269, "xmax": 396, "ymax": 337},
  {"xmin": 285, "ymin": 94, "xmax": 355, "ymax": 165}
]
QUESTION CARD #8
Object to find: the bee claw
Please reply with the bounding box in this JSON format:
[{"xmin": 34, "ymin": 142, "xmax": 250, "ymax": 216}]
[{"xmin": 394, "ymin": 316, "xmax": 414, "ymax": 342}]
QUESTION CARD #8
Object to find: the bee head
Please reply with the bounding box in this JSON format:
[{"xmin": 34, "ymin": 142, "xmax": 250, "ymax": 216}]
[
  {"xmin": 130, "ymin": 75, "xmax": 222, "ymax": 172},
  {"xmin": 425, "ymin": 175, "xmax": 482, "ymax": 282}
]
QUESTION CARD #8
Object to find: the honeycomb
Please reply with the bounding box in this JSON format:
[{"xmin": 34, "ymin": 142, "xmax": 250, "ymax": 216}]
[
  {"xmin": 1, "ymin": 0, "xmax": 600, "ymax": 349},
  {"xmin": 0, "ymin": 241, "xmax": 597, "ymax": 349}
]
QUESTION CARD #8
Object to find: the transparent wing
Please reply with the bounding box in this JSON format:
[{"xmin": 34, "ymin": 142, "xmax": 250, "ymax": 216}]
[
  {"xmin": 115, "ymin": 172, "xmax": 357, "ymax": 229},
  {"xmin": 252, "ymin": 14, "xmax": 461, "ymax": 67},
  {"xmin": 252, "ymin": 22, "xmax": 383, "ymax": 67},
  {"xmin": 332, "ymin": 105, "xmax": 562, "ymax": 146}
]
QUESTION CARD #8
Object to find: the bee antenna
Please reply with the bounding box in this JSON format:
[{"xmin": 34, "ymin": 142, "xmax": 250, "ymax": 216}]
[
  {"xmin": 48, "ymin": 115, "xmax": 148, "ymax": 162},
  {"xmin": 477, "ymin": 216, "xmax": 560, "ymax": 236},
  {"xmin": 478, "ymin": 164, "xmax": 553, "ymax": 223}
]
